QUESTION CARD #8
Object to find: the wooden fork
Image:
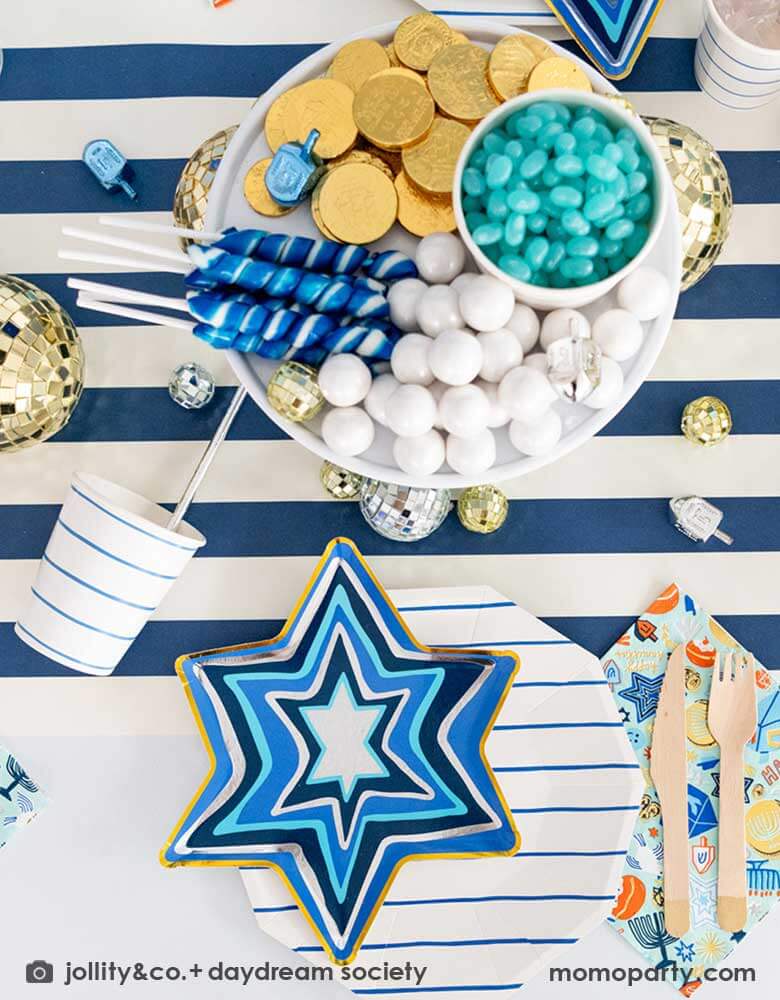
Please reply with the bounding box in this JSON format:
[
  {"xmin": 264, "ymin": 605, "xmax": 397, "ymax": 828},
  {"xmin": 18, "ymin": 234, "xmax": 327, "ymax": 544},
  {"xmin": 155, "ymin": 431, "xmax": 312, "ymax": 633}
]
[{"xmin": 708, "ymin": 651, "xmax": 757, "ymax": 932}]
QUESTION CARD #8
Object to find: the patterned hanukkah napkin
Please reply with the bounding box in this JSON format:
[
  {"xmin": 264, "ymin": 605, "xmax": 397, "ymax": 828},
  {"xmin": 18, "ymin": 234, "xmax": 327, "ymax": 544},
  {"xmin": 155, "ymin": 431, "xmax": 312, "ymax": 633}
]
[
  {"xmin": 602, "ymin": 584, "xmax": 780, "ymax": 994},
  {"xmin": 0, "ymin": 743, "xmax": 46, "ymax": 851}
]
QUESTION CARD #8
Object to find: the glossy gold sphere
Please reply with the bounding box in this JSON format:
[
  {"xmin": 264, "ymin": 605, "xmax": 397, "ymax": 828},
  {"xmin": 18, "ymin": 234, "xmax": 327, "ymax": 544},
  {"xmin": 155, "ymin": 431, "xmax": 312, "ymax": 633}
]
[
  {"xmin": 173, "ymin": 125, "xmax": 238, "ymax": 246},
  {"xmin": 457, "ymin": 485, "xmax": 509, "ymax": 534}
]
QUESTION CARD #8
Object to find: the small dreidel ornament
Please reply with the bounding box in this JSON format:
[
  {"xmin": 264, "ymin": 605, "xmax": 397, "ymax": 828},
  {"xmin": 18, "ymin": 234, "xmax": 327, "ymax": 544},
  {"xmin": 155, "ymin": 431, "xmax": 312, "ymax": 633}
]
[
  {"xmin": 83, "ymin": 139, "xmax": 137, "ymax": 199},
  {"xmin": 546, "ymin": 326, "xmax": 602, "ymax": 404},
  {"xmin": 265, "ymin": 129, "xmax": 323, "ymax": 208},
  {"xmin": 669, "ymin": 496, "xmax": 733, "ymax": 546}
]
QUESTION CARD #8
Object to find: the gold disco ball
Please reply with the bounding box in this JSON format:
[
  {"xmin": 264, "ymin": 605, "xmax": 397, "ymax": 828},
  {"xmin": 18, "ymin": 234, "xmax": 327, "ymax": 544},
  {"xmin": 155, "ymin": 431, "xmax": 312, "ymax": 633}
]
[
  {"xmin": 173, "ymin": 125, "xmax": 238, "ymax": 247},
  {"xmin": 0, "ymin": 275, "xmax": 85, "ymax": 452},
  {"xmin": 642, "ymin": 116, "xmax": 733, "ymax": 291}
]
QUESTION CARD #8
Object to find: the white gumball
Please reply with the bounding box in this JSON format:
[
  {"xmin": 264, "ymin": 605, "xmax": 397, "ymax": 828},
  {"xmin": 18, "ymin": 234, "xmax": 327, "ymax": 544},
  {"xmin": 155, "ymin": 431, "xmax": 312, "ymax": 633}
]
[
  {"xmin": 523, "ymin": 353, "xmax": 549, "ymax": 374},
  {"xmin": 321, "ymin": 407, "xmax": 375, "ymax": 456},
  {"xmin": 476, "ymin": 328, "xmax": 523, "ymax": 383},
  {"xmin": 428, "ymin": 329, "xmax": 483, "ymax": 386},
  {"xmin": 617, "ymin": 267, "xmax": 671, "ymax": 321},
  {"xmin": 438, "ymin": 384, "xmax": 490, "ymax": 439},
  {"xmin": 317, "ymin": 354, "xmax": 372, "ymax": 407},
  {"xmin": 388, "ymin": 278, "xmax": 428, "ymax": 332},
  {"xmin": 509, "ymin": 409, "xmax": 563, "ymax": 456},
  {"xmin": 539, "ymin": 308, "xmax": 590, "ymax": 350},
  {"xmin": 428, "ymin": 380, "xmax": 447, "ymax": 429},
  {"xmin": 384, "ymin": 384, "xmax": 437, "ymax": 437},
  {"xmin": 583, "ymin": 356, "xmax": 624, "ymax": 409},
  {"xmin": 592, "ymin": 309, "xmax": 643, "ymax": 361},
  {"xmin": 391, "ymin": 333, "xmax": 434, "ymax": 385},
  {"xmin": 393, "ymin": 429, "xmax": 446, "ymax": 476},
  {"xmin": 415, "ymin": 232, "xmax": 466, "ymax": 284},
  {"xmin": 364, "ymin": 373, "xmax": 400, "ymax": 426},
  {"xmin": 446, "ymin": 428, "xmax": 496, "ymax": 476},
  {"xmin": 505, "ymin": 303, "xmax": 541, "ymax": 353},
  {"xmin": 416, "ymin": 284, "xmax": 463, "ymax": 337},
  {"xmin": 458, "ymin": 274, "xmax": 515, "ymax": 332},
  {"xmin": 475, "ymin": 379, "xmax": 510, "ymax": 428},
  {"xmin": 498, "ymin": 366, "xmax": 557, "ymax": 423},
  {"xmin": 450, "ymin": 272, "xmax": 479, "ymax": 294}
]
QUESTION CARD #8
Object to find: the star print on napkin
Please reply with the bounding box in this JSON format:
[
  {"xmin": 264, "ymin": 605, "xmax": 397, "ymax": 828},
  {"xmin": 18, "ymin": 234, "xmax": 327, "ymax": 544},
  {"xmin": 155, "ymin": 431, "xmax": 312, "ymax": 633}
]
[{"xmin": 162, "ymin": 538, "xmax": 520, "ymax": 964}]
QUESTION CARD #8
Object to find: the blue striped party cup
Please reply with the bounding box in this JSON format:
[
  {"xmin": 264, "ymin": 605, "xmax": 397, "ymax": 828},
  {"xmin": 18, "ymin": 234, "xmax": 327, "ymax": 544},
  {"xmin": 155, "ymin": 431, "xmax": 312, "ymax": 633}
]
[
  {"xmin": 695, "ymin": 0, "xmax": 780, "ymax": 110},
  {"xmin": 15, "ymin": 473, "xmax": 205, "ymax": 675}
]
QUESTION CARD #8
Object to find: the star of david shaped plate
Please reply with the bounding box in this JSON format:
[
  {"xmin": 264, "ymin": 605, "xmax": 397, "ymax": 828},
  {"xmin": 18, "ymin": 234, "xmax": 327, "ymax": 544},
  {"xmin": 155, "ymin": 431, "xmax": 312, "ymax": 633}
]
[{"xmin": 162, "ymin": 538, "xmax": 522, "ymax": 964}]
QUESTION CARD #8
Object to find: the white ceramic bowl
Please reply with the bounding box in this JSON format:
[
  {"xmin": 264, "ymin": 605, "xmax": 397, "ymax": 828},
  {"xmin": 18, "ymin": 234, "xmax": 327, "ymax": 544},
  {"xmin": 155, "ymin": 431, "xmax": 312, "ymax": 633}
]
[{"xmin": 453, "ymin": 89, "xmax": 668, "ymax": 310}]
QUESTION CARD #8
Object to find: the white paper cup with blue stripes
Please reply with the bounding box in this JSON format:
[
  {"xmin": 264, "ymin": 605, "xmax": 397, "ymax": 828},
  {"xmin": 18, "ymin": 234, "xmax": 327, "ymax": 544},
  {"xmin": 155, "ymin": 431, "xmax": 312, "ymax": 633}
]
[
  {"xmin": 15, "ymin": 473, "xmax": 206, "ymax": 675},
  {"xmin": 696, "ymin": 0, "xmax": 780, "ymax": 110}
]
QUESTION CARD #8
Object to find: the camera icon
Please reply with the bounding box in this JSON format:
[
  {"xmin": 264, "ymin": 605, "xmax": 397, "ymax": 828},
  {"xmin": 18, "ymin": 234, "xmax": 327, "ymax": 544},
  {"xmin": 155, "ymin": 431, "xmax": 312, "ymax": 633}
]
[{"xmin": 26, "ymin": 961, "xmax": 54, "ymax": 984}]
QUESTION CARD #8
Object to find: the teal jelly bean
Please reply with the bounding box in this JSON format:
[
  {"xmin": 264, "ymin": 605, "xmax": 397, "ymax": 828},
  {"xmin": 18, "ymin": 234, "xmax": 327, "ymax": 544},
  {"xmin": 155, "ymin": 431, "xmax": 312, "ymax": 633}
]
[
  {"xmin": 627, "ymin": 170, "xmax": 647, "ymax": 196},
  {"xmin": 561, "ymin": 257, "xmax": 594, "ymax": 280},
  {"xmin": 600, "ymin": 203, "xmax": 625, "ymax": 225},
  {"xmin": 487, "ymin": 154, "xmax": 513, "ymax": 189},
  {"xmin": 608, "ymin": 171, "xmax": 628, "ymax": 202},
  {"xmin": 617, "ymin": 141, "xmax": 640, "ymax": 173},
  {"xmin": 505, "ymin": 139, "xmax": 525, "ymax": 161},
  {"xmin": 469, "ymin": 149, "xmax": 488, "ymax": 170},
  {"xmin": 587, "ymin": 154, "xmax": 619, "ymax": 182},
  {"xmin": 473, "ymin": 222, "xmax": 503, "ymax": 246},
  {"xmin": 487, "ymin": 190, "xmax": 509, "ymax": 221},
  {"xmin": 483, "ymin": 243, "xmax": 501, "ymax": 264},
  {"xmin": 520, "ymin": 149, "xmax": 548, "ymax": 179},
  {"xmin": 527, "ymin": 102, "xmax": 558, "ymax": 123},
  {"xmin": 577, "ymin": 139, "xmax": 599, "ymax": 159},
  {"xmin": 593, "ymin": 124, "xmax": 613, "ymax": 145},
  {"xmin": 466, "ymin": 212, "xmax": 488, "ymax": 231},
  {"xmin": 507, "ymin": 188, "xmax": 540, "ymax": 214},
  {"xmin": 499, "ymin": 255, "xmax": 532, "ymax": 282},
  {"xmin": 566, "ymin": 235, "xmax": 599, "ymax": 258},
  {"xmin": 462, "ymin": 194, "xmax": 482, "ymax": 213},
  {"xmin": 554, "ymin": 132, "xmax": 577, "ymax": 156},
  {"xmin": 483, "ymin": 131, "xmax": 508, "ymax": 154},
  {"xmin": 572, "ymin": 117, "xmax": 596, "ymax": 139},
  {"xmin": 503, "ymin": 212, "xmax": 527, "ymax": 247},
  {"xmin": 603, "ymin": 142, "xmax": 623, "ymax": 165},
  {"xmin": 555, "ymin": 154, "xmax": 585, "ymax": 177},
  {"xmin": 598, "ymin": 236, "xmax": 622, "ymax": 258},
  {"xmin": 538, "ymin": 122, "xmax": 565, "ymax": 150},
  {"xmin": 616, "ymin": 127, "xmax": 638, "ymax": 146},
  {"xmin": 625, "ymin": 224, "xmax": 649, "ymax": 257},
  {"xmin": 527, "ymin": 212, "xmax": 548, "ymax": 233},
  {"xmin": 567, "ymin": 175, "xmax": 586, "ymax": 193},
  {"xmin": 594, "ymin": 257, "xmax": 609, "ymax": 280},
  {"xmin": 524, "ymin": 236, "xmax": 549, "ymax": 272},
  {"xmin": 586, "ymin": 177, "xmax": 607, "ymax": 199},
  {"xmin": 584, "ymin": 191, "xmax": 617, "ymax": 221},
  {"xmin": 543, "ymin": 240, "xmax": 566, "ymax": 272},
  {"xmin": 542, "ymin": 165, "xmax": 562, "ymax": 188},
  {"xmin": 549, "ymin": 269, "xmax": 569, "ymax": 289},
  {"xmin": 561, "ymin": 208, "xmax": 590, "ymax": 236},
  {"xmin": 515, "ymin": 115, "xmax": 543, "ymax": 137},
  {"xmin": 550, "ymin": 185, "xmax": 583, "ymax": 209},
  {"xmin": 541, "ymin": 194, "xmax": 564, "ymax": 219},
  {"xmin": 626, "ymin": 192, "xmax": 651, "ymax": 221},
  {"xmin": 463, "ymin": 168, "xmax": 486, "ymax": 197},
  {"xmin": 608, "ymin": 253, "xmax": 628, "ymax": 273},
  {"xmin": 547, "ymin": 220, "xmax": 568, "ymax": 242},
  {"xmin": 606, "ymin": 218, "xmax": 635, "ymax": 241}
]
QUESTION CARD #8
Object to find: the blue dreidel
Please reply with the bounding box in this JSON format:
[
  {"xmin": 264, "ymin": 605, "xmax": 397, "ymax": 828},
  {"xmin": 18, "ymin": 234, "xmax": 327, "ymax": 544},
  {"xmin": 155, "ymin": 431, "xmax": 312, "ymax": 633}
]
[
  {"xmin": 83, "ymin": 139, "xmax": 137, "ymax": 199},
  {"xmin": 264, "ymin": 129, "xmax": 323, "ymax": 208}
]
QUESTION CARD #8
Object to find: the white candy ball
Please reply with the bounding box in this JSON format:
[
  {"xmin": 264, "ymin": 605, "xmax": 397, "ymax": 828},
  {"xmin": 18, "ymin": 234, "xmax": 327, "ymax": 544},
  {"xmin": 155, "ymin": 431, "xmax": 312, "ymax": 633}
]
[
  {"xmin": 415, "ymin": 232, "xmax": 466, "ymax": 284},
  {"xmin": 384, "ymin": 384, "xmax": 437, "ymax": 437},
  {"xmin": 592, "ymin": 308, "xmax": 643, "ymax": 362},
  {"xmin": 428, "ymin": 380, "xmax": 448, "ymax": 429},
  {"xmin": 523, "ymin": 353, "xmax": 549, "ymax": 374},
  {"xmin": 477, "ymin": 328, "xmax": 524, "ymax": 383},
  {"xmin": 540, "ymin": 308, "xmax": 590, "ymax": 350},
  {"xmin": 509, "ymin": 409, "xmax": 563, "ymax": 456},
  {"xmin": 505, "ymin": 303, "xmax": 541, "ymax": 353},
  {"xmin": 446, "ymin": 428, "xmax": 496, "ymax": 476},
  {"xmin": 321, "ymin": 407, "xmax": 375, "ymax": 456},
  {"xmin": 458, "ymin": 274, "xmax": 515, "ymax": 332},
  {"xmin": 416, "ymin": 284, "xmax": 463, "ymax": 337},
  {"xmin": 450, "ymin": 272, "xmax": 479, "ymax": 294},
  {"xmin": 617, "ymin": 267, "xmax": 671, "ymax": 321},
  {"xmin": 388, "ymin": 278, "xmax": 428, "ymax": 332},
  {"xmin": 475, "ymin": 379, "xmax": 510, "ymax": 428},
  {"xmin": 393, "ymin": 429, "xmax": 446, "ymax": 476},
  {"xmin": 583, "ymin": 356, "xmax": 625, "ymax": 409},
  {"xmin": 498, "ymin": 366, "xmax": 557, "ymax": 423},
  {"xmin": 318, "ymin": 354, "xmax": 372, "ymax": 407},
  {"xmin": 391, "ymin": 333, "xmax": 434, "ymax": 385},
  {"xmin": 364, "ymin": 372, "xmax": 400, "ymax": 426},
  {"xmin": 439, "ymin": 384, "xmax": 490, "ymax": 438},
  {"xmin": 428, "ymin": 329, "xmax": 483, "ymax": 386}
]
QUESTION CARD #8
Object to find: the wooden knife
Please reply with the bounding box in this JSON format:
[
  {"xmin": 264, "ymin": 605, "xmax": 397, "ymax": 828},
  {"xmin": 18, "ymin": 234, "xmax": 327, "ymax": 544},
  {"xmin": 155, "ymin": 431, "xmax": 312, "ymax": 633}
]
[{"xmin": 649, "ymin": 643, "xmax": 690, "ymax": 937}]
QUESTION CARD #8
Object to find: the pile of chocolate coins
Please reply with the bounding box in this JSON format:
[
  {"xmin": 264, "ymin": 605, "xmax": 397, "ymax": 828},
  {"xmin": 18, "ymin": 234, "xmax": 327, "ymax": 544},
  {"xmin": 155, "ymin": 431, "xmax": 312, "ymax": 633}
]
[{"xmin": 245, "ymin": 13, "xmax": 595, "ymax": 244}]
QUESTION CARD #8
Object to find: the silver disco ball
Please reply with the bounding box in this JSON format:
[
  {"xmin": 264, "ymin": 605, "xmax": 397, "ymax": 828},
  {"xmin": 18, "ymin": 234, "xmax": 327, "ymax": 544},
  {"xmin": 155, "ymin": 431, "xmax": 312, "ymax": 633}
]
[{"xmin": 359, "ymin": 480, "xmax": 452, "ymax": 543}]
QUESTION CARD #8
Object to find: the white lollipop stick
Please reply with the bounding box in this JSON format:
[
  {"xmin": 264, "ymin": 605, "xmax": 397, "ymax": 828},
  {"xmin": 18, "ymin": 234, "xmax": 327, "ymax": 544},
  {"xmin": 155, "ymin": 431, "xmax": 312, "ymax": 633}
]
[
  {"xmin": 62, "ymin": 225, "xmax": 189, "ymax": 264},
  {"xmin": 75, "ymin": 294, "xmax": 194, "ymax": 330},
  {"xmin": 68, "ymin": 278, "xmax": 189, "ymax": 313},
  {"xmin": 98, "ymin": 215, "xmax": 224, "ymax": 243},
  {"xmin": 58, "ymin": 248, "xmax": 190, "ymax": 274}
]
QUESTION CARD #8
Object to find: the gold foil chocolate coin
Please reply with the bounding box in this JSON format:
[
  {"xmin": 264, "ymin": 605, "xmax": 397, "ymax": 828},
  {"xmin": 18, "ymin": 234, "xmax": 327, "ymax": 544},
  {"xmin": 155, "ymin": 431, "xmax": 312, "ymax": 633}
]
[
  {"xmin": 318, "ymin": 162, "xmax": 398, "ymax": 244},
  {"xmin": 327, "ymin": 148, "xmax": 395, "ymax": 181},
  {"xmin": 394, "ymin": 171, "xmax": 455, "ymax": 237},
  {"xmin": 264, "ymin": 87, "xmax": 300, "ymax": 152},
  {"xmin": 330, "ymin": 38, "xmax": 390, "ymax": 94},
  {"xmin": 286, "ymin": 78, "xmax": 357, "ymax": 159},
  {"xmin": 402, "ymin": 116, "xmax": 471, "ymax": 195},
  {"xmin": 428, "ymin": 44, "xmax": 500, "ymax": 122},
  {"xmin": 488, "ymin": 34, "xmax": 554, "ymax": 101},
  {"xmin": 528, "ymin": 56, "xmax": 593, "ymax": 93},
  {"xmin": 353, "ymin": 74, "xmax": 435, "ymax": 151},
  {"xmin": 244, "ymin": 158, "xmax": 294, "ymax": 217},
  {"xmin": 394, "ymin": 12, "xmax": 454, "ymax": 71},
  {"xmin": 311, "ymin": 178, "xmax": 342, "ymax": 241},
  {"xmin": 369, "ymin": 66, "xmax": 428, "ymax": 89}
]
